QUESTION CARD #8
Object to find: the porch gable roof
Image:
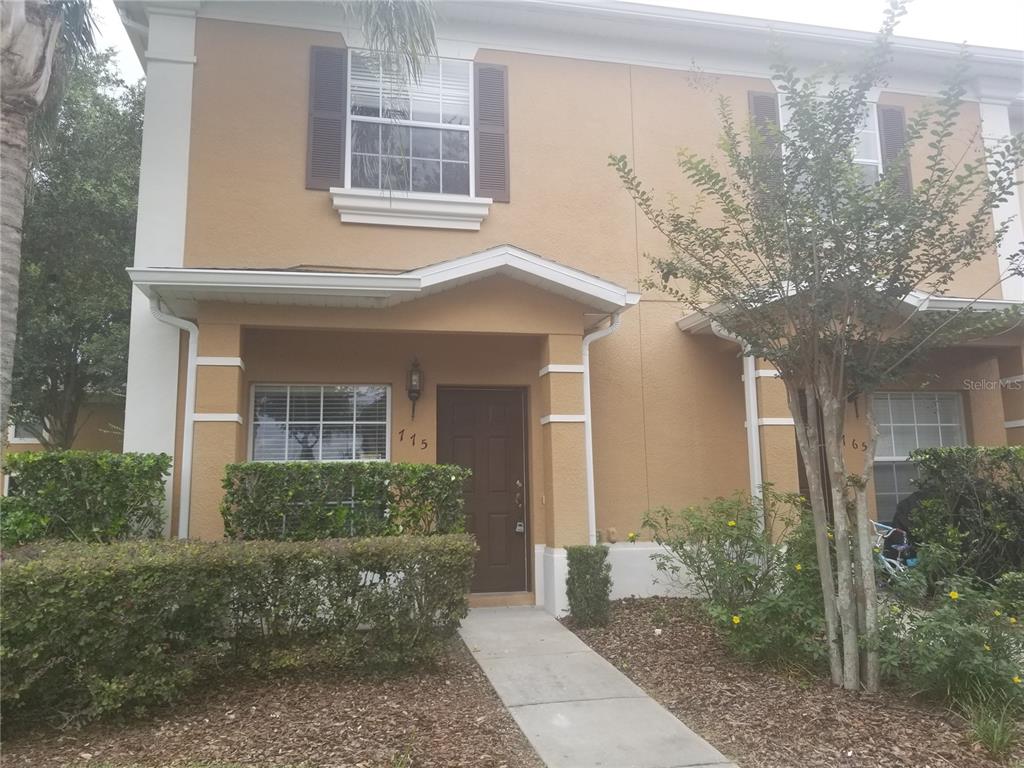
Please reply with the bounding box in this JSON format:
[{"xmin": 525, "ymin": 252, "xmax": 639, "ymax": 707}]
[{"xmin": 128, "ymin": 244, "xmax": 641, "ymax": 317}]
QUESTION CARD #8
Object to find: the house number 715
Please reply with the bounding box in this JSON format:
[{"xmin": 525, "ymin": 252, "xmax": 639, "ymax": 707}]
[{"xmin": 397, "ymin": 429, "xmax": 429, "ymax": 450}]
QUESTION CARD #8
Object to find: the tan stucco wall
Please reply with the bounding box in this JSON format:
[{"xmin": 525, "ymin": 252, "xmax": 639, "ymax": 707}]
[{"xmin": 171, "ymin": 17, "xmax": 1010, "ymax": 546}]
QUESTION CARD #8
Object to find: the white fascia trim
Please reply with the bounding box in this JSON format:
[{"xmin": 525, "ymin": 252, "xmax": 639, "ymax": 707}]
[
  {"xmin": 330, "ymin": 188, "xmax": 492, "ymax": 231},
  {"xmin": 194, "ymin": 412, "xmax": 243, "ymax": 424},
  {"xmin": 1005, "ymin": 419, "xmax": 1024, "ymax": 429},
  {"xmin": 755, "ymin": 369, "xmax": 781, "ymax": 378},
  {"xmin": 539, "ymin": 364, "xmax": 585, "ymax": 376},
  {"xmin": 196, "ymin": 356, "xmax": 245, "ymax": 369},
  {"xmin": 412, "ymin": 245, "xmax": 641, "ymax": 310},
  {"xmin": 758, "ymin": 417, "xmax": 796, "ymax": 426},
  {"xmin": 905, "ymin": 291, "xmax": 1024, "ymax": 312},
  {"xmin": 128, "ymin": 245, "xmax": 641, "ymax": 314},
  {"xmin": 540, "ymin": 414, "xmax": 586, "ymax": 425}
]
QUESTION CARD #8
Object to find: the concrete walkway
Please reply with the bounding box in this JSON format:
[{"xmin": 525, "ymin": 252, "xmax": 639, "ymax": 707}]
[{"xmin": 459, "ymin": 607, "xmax": 738, "ymax": 768}]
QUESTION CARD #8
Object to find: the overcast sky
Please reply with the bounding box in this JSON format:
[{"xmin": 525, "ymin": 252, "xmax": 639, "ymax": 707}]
[{"xmin": 96, "ymin": 0, "xmax": 1024, "ymax": 84}]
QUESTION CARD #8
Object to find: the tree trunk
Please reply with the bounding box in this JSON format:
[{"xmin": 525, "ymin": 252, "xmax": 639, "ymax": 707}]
[
  {"xmin": 852, "ymin": 397, "xmax": 881, "ymax": 692},
  {"xmin": 1, "ymin": 0, "xmax": 62, "ymax": 449},
  {"xmin": 816, "ymin": 372, "xmax": 860, "ymax": 690},
  {"xmin": 788, "ymin": 382, "xmax": 844, "ymax": 686},
  {"xmin": 0, "ymin": 107, "xmax": 31, "ymax": 443}
]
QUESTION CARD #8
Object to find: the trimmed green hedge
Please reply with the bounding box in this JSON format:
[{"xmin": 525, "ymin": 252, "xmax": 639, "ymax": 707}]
[
  {"xmin": 911, "ymin": 446, "xmax": 1024, "ymax": 582},
  {"xmin": 0, "ymin": 451, "xmax": 171, "ymax": 546},
  {"xmin": 0, "ymin": 534, "xmax": 476, "ymax": 725},
  {"xmin": 566, "ymin": 545, "xmax": 612, "ymax": 627},
  {"xmin": 220, "ymin": 461, "xmax": 471, "ymax": 540}
]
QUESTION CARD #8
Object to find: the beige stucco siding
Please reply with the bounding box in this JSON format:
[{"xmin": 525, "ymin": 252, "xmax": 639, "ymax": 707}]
[{"xmin": 172, "ymin": 17, "xmax": 1013, "ymax": 545}]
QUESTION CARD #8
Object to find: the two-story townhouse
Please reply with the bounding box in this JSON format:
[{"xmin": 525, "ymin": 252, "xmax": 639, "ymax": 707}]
[{"xmin": 116, "ymin": 0, "xmax": 1024, "ymax": 613}]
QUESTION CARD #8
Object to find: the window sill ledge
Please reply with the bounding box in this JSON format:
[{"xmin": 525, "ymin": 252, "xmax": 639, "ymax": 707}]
[{"xmin": 329, "ymin": 188, "xmax": 493, "ymax": 231}]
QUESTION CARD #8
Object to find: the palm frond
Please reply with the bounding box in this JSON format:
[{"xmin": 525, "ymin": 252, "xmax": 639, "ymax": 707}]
[{"xmin": 341, "ymin": 0, "xmax": 437, "ymax": 84}]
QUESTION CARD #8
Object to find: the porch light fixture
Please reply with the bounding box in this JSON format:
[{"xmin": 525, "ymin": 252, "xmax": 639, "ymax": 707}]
[{"xmin": 407, "ymin": 359, "xmax": 424, "ymax": 419}]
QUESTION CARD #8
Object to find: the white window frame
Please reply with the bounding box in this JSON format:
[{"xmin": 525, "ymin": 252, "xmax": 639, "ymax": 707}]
[
  {"xmin": 872, "ymin": 391, "xmax": 966, "ymax": 463},
  {"xmin": 871, "ymin": 391, "xmax": 967, "ymax": 520},
  {"xmin": 7, "ymin": 423, "xmax": 43, "ymax": 445},
  {"xmin": 247, "ymin": 383, "xmax": 392, "ymax": 463},
  {"xmin": 344, "ymin": 49, "xmax": 476, "ymax": 197},
  {"xmin": 777, "ymin": 98, "xmax": 884, "ymax": 178}
]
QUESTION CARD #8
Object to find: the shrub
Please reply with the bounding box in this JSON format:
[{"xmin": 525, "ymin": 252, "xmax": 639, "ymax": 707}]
[
  {"xmin": 220, "ymin": 462, "xmax": 471, "ymax": 540},
  {"xmin": 566, "ymin": 545, "xmax": 612, "ymax": 627},
  {"xmin": 0, "ymin": 534, "xmax": 476, "ymax": 726},
  {"xmin": 718, "ymin": 511, "xmax": 827, "ymax": 667},
  {"xmin": 643, "ymin": 488, "xmax": 801, "ymax": 614},
  {"xmin": 878, "ymin": 575, "xmax": 1024, "ymax": 709},
  {"xmin": 0, "ymin": 451, "xmax": 171, "ymax": 546},
  {"xmin": 911, "ymin": 446, "xmax": 1024, "ymax": 582}
]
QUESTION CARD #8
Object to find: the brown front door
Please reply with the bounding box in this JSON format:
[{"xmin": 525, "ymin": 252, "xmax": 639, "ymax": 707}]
[{"xmin": 437, "ymin": 387, "xmax": 528, "ymax": 593}]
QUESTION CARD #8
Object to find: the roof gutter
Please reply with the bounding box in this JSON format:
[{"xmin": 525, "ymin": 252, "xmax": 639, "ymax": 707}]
[
  {"xmin": 148, "ymin": 295, "xmax": 197, "ymax": 539},
  {"xmin": 582, "ymin": 310, "xmax": 625, "ymax": 545}
]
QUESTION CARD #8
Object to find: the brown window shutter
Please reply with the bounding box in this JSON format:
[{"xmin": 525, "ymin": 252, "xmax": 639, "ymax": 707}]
[
  {"xmin": 306, "ymin": 46, "xmax": 347, "ymax": 191},
  {"xmin": 748, "ymin": 90, "xmax": 781, "ymax": 154},
  {"xmin": 474, "ymin": 62, "xmax": 509, "ymax": 202},
  {"xmin": 877, "ymin": 104, "xmax": 912, "ymax": 196}
]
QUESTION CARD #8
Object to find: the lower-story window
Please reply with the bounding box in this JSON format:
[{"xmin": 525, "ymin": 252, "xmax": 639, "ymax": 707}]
[
  {"xmin": 250, "ymin": 384, "xmax": 390, "ymax": 462},
  {"xmin": 871, "ymin": 391, "xmax": 965, "ymax": 521}
]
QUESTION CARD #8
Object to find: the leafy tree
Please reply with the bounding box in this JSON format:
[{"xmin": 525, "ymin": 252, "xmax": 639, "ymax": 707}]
[
  {"xmin": 10, "ymin": 50, "xmax": 143, "ymax": 449},
  {"xmin": 1, "ymin": 0, "xmax": 96, "ymax": 448},
  {"xmin": 612, "ymin": 0, "xmax": 1024, "ymax": 691}
]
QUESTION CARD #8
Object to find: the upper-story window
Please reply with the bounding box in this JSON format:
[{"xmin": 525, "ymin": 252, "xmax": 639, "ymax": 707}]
[
  {"xmin": 853, "ymin": 104, "xmax": 882, "ymax": 186},
  {"xmin": 348, "ymin": 51, "xmax": 473, "ymax": 196}
]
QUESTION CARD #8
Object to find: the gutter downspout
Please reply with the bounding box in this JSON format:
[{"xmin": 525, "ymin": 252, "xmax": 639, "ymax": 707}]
[
  {"xmin": 709, "ymin": 322, "xmax": 763, "ymax": 501},
  {"xmin": 148, "ymin": 296, "xmax": 198, "ymax": 539},
  {"xmin": 582, "ymin": 311, "xmax": 625, "ymax": 545}
]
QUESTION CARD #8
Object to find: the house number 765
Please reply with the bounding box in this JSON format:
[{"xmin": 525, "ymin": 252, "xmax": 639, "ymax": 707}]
[{"xmin": 398, "ymin": 429, "xmax": 429, "ymax": 450}]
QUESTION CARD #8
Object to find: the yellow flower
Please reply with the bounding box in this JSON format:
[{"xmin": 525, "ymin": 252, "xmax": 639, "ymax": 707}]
[
  {"xmin": 727, "ymin": 520, "xmax": 737, "ymax": 527},
  {"xmin": 794, "ymin": 563, "xmax": 803, "ymax": 572},
  {"xmin": 627, "ymin": 531, "xmax": 637, "ymax": 543},
  {"xmin": 1013, "ymin": 675, "xmax": 1022, "ymax": 685},
  {"xmin": 983, "ymin": 644, "xmax": 992, "ymax": 652},
  {"xmin": 827, "ymin": 532, "xmax": 834, "ymax": 540},
  {"xmin": 731, "ymin": 615, "xmax": 741, "ymax": 625},
  {"xmin": 1011, "ymin": 617, "xmax": 1018, "ymax": 625},
  {"xmin": 994, "ymin": 610, "xmax": 1003, "ymax": 617},
  {"xmin": 948, "ymin": 591, "xmax": 960, "ymax": 601}
]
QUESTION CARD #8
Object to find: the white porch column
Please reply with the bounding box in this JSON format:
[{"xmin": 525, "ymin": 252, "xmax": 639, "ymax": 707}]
[
  {"xmin": 123, "ymin": 8, "xmax": 197, "ymax": 525},
  {"xmin": 979, "ymin": 101, "xmax": 1024, "ymax": 302}
]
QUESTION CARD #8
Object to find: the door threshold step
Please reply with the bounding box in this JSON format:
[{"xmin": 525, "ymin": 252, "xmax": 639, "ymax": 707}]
[{"xmin": 469, "ymin": 591, "xmax": 535, "ymax": 608}]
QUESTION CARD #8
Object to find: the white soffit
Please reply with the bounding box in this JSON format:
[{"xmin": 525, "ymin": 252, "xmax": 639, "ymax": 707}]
[{"xmin": 127, "ymin": 244, "xmax": 641, "ymax": 317}]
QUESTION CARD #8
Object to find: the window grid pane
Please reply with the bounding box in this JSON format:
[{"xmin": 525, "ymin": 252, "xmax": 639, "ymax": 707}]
[
  {"xmin": 871, "ymin": 392, "xmax": 965, "ymax": 521},
  {"xmin": 252, "ymin": 384, "xmax": 388, "ymax": 463},
  {"xmin": 349, "ymin": 49, "xmax": 472, "ymax": 195}
]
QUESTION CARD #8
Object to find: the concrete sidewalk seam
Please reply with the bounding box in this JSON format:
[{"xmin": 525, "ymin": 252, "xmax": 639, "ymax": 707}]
[{"xmin": 508, "ymin": 694, "xmax": 650, "ymax": 710}]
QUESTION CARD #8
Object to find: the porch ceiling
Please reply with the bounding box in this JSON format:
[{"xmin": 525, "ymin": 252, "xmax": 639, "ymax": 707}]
[{"xmin": 128, "ymin": 245, "xmax": 641, "ymax": 318}]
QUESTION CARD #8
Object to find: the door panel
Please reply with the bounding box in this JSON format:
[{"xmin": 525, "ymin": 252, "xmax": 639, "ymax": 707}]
[{"xmin": 437, "ymin": 387, "xmax": 528, "ymax": 593}]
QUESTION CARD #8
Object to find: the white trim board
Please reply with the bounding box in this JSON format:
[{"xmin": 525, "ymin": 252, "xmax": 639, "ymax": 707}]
[
  {"xmin": 196, "ymin": 356, "xmax": 245, "ymax": 369},
  {"xmin": 757, "ymin": 417, "xmax": 796, "ymax": 426},
  {"xmin": 193, "ymin": 413, "xmax": 243, "ymax": 424},
  {"xmin": 1005, "ymin": 419, "xmax": 1024, "ymax": 429},
  {"xmin": 540, "ymin": 414, "xmax": 586, "ymax": 425},
  {"xmin": 539, "ymin": 364, "xmax": 585, "ymax": 376}
]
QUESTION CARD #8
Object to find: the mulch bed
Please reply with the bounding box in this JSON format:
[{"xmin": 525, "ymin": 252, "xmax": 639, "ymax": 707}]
[
  {"xmin": 1, "ymin": 639, "xmax": 541, "ymax": 768},
  {"xmin": 568, "ymin": 597, "xmax": 1023, "ymax": 768}
]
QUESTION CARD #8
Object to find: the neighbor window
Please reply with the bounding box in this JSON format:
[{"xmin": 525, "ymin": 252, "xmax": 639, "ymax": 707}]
[
  {"xmin": 251, "ymin": 384, "xmax": 389, "ymax": 462},
  {"xmin": 871, "ymin": 392, "xmax": 965, "ymax": 520},
  {"xmin": 853, "ymin": 103, "xmax": 882, "ymax": 186},
  {"xmin": 348, "ymin": 50, "xmax": 472, "ymax": 195}
]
